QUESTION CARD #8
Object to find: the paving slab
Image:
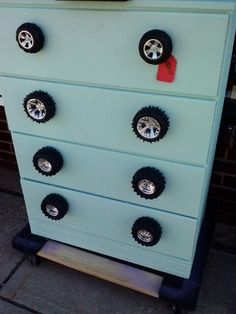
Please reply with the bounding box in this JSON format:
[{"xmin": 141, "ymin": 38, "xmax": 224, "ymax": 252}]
[
  {"xmin": 0, "ymin": 299, "xmax": 31, "ymax": 314},
  {"xmin": 194, "ymin": 249, "xmax": 236, "ymax": 314},
  {"xmin": 0, "ymin": 192, "xmax": 27, "ymax": 283},
  {"xmin": 0, "ymin": 247, "xmax": 236, "ymax": 314},
  {"xmin": 212, "ymin": 223, "xmax": 236, "ymax": 254},
  {"xmin": 0, "ymin": 258, "xmax": 169, "ymax": 314}
]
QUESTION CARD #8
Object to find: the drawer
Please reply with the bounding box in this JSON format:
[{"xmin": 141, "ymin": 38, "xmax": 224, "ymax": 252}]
[
  {"xmin": 21, "ymin": 179, "xmax": 198, "ymax": 277},
  {"xmin": 2, "ymin": 77, "xmax": 215, "ymax": 165},
  {"xmin": 0, "ymin": 7, "xmax": 228, "ymax": 97},
  {"xmin": 13, "ymin": 133, "xmax": 206, "ymax": 217}
]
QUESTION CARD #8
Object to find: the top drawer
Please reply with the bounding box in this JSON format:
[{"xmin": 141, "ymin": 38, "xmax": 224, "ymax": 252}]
[{"xmin": 0, "ymin": 7, "xmax": 228, "ymax": 97}]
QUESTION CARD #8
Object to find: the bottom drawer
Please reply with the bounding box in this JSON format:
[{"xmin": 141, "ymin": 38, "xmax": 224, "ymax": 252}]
[{"xmin": 22, "ymin": 179, "xmax": 198, "ymax": 278}]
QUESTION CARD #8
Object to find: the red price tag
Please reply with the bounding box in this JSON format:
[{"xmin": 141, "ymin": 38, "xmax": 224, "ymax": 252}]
[{"xmin": 156, "ymin": 55, "xmax": 177, "ymax": 83}]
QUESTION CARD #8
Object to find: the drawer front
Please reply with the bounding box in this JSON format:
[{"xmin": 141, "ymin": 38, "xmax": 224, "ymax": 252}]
[
  {"xmin": 0, "ymin": 7, "xmax": 228, "ymax": 97},
  {"xmin": 21, "ymin": 179, "xmax": 197, "ymax": 263},
  {"xmin": 2, "ymin": 78, "xmax": 215, "ymax": 165},
  {"xmin": 13, "ymin": 133, "xmax": 205, "ymax": 217}
]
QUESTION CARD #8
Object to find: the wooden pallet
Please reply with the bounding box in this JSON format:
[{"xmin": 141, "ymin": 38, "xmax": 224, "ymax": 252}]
[{"xmin": 37, "ymin": 240, "xmax": 163, "ymax": 298}]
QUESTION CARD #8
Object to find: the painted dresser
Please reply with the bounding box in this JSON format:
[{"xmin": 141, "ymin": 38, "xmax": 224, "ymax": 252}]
[{"xmin": 1, "ymin": 0, "xmax": 235, "ymax": 279}]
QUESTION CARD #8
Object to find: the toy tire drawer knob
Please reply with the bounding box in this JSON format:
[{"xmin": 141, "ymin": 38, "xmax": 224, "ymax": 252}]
[
  {"xmin": 41, "ymin": 193, "xmax": 68, "ymax": 220},
  {"xmin": 16, "ymin": 23, "xmax": 45, "ymax": 53},
  {"xmin": 132, "ymin": 106, "xmax": 169, "ymax": 142},
  {"xmin": 33, "ymin": 147, "xmax": 63, "ymax": 176},
  {"xmin": 132, "ymin": 167, "xmax": 165, "ymax": 199},
  {"xmin": 131, "ymin": 217, "xmax": 162, "ymax": 247},
  {"xmin": 139, "ymin": 29, "xmax": 172, "ymax": 65},
  {"xmin": 23, "ymin": 90, "xmax": 56, "ymax": 123}
]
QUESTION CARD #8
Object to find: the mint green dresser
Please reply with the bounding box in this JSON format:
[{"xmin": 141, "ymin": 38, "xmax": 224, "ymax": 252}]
[{"xmin": 1, "ymin": 0, "xmax": 236, "ymax": 279}]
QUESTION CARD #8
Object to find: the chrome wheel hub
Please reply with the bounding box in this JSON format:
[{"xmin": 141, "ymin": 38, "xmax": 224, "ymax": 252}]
[
  {"xmin": 38, "ymin": 158, "xmax": 52, "ymax": 173},
  {"xmin": 18, "ymin": 30, "xmax": 34, "ymax": 49},
  {"xmin": 137, "ymin": 229, "xmax": 153, "ymax": 243},
  {"xmin": 137, "ymin": 116, "xmax": 161, "ymax": 139},
  {"xmin": 26, "ymin": 98, "xmax": 46, "ymax": 120},
  {"xmin": 46, "ymin": 204, "xmax": 59, "ymax": 217},
  {"xmin": 143, "ymin": 39, "xmax": 163, "ymax": 61},
  {"xmin": 138, "ymin": 179, "xmax": 156, "ymax": 195}
]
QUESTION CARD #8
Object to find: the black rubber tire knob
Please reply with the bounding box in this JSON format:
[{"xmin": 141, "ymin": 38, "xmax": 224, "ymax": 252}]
[
  {"xmin": 132, "ymin": 167, "xmax": 165, "ymax": 199},
  {"xmin": 131, "ymin": 217, "xmax": 162, "ymax": 246},
  {"xmin": 33, "ymin": 147, "xmax": 63, "ymax": 176},
  {"xmin": 139, "ymin": 29, "xmax": 172, "ymax": 64},
  {"xmin": 41, "ymin": 194, "xmax": 68, "ymax": 220},
  {"xmin": 23, "ymin": 90, "xmax": 56, "ymax": 123},
  {"xmin": 16, "ymin": 23, "xmax": 45, "ymax": 53}
]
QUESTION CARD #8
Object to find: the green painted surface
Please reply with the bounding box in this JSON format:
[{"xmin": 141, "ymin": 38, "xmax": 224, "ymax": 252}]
[
  {"xmin": 1, "ymin": 0, "xmax": 235, "ymax": 278},
  {"xmin": 1, "ymin": 77, "xmax": 215, "ymax": 165},
  {"xmin": 0, "ymin": 7, "xmax": 228, "ymax": 97},
  {"xmin": 13, "ymin": 132, "xmax": 206, "ymax": 217},
  {"xmin": 22, "ymin": 179, "xmax": 196, "ymax": 277}
]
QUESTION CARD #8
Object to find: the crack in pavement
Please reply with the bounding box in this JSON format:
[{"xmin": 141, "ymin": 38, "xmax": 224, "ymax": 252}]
[
  {"xmin": 0, "ymin": 295, "xmax": 43, "ymax": 314},
  {"xmin": 0, "ymin": 255, "xmax": 43, "ymax": 314},
  {"xmin": 2, "ymin": 255, "xmax": 28, "ymax": 285}
]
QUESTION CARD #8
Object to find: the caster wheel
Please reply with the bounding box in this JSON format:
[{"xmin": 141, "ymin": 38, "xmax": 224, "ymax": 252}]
[
  {"xmin": 29, "ymin": 255, "xmax": 41, "ymax": 266},
  {"xmin": 131, "ymin": 217, "xmax": 162, "ymax": 247},
  {"xmin": 41, "ymin": 194, "xmax": 69, "ymax": 220},
  {"xmin": 23, "ymin": 90, "xmax": 56, "ymax": 123},
  {"xmin": 139, "ymin": 29, "xmax": 172, "ymax": 64},
  {"xmin": 132, "ymin": 167, "xmax": 165, "ymax": 199},
  {"xmin": 171, "ymin": 304, "xmax": 189, "ymax": 314},
  {"xmin": 132, "ymin": 106, "xmax": 169, "ymax": 142},
  {"xmin": 16, "ymin": 23, "xmax": 45, "ymax": 53},
  {"xmin": 33, "ymin": 147, "xmax": 63, "ymax": 176}
]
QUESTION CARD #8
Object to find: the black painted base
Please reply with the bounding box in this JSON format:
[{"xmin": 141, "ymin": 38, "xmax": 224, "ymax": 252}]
[
  {"xmin": 160, "ymin": 214, "xmax": 215, "ymax": 311},
  {"xmin": 12, "ymin": 224, "xmax": 47, "ymax": 254}
]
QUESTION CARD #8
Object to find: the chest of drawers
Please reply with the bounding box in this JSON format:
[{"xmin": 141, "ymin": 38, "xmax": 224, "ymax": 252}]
[{"xmin": 1, "ymin": 0, "xmax": 236, "ymax": 279}]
